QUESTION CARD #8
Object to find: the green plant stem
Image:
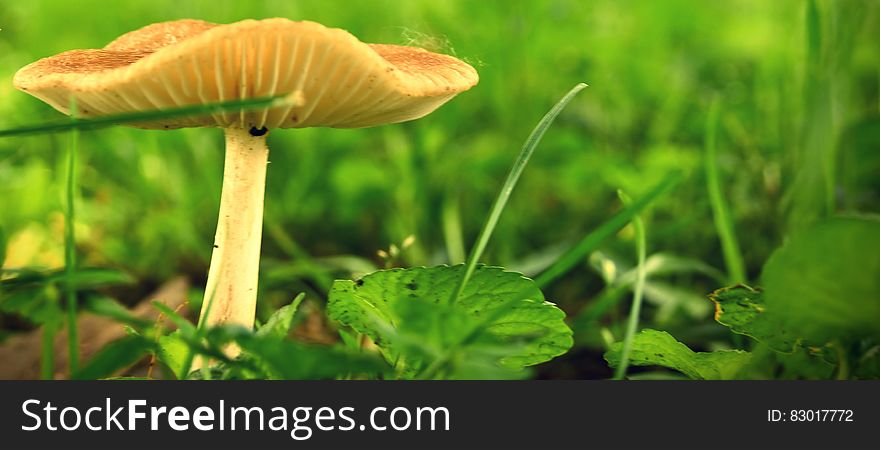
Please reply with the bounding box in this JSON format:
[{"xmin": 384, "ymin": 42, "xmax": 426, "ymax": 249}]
[
  {"xmin": 0, "ymin": 93, "xmax": 295, "ymax": 138},
  {"xmin": 442, "ymin": 194, "xmax": 466, "ymax": 265},
  {"xmin": 807, "ymin": 0, "xmax": 836, "ymax": 218},
  {"xmin": 705, "ymin": 97, "xmax": 746, "ymax": 284},
  {"xmin": 64, "ymin": 116, "xmax": 80, "ymax": 374},
  {"xmin": 419, "ymin": 83, "xmax": 588, "ymax": 378},
  {"xmin": 446, "ymin": 83, "xmax": 588, "ymax": 305},
  {"xmin": 833, "ymin": 339, "xmax": 849, "ymax": 380},
  {"xmin": 613, "ymin": 191, "xmax": 646, "ymax": 380},
  {"xmin": 40, "ymin": 324, "xmax": 57, "ymax": 379},
  {"xmin": 536, "ymin": 173, "xmax": 682, "ymax": 287}
]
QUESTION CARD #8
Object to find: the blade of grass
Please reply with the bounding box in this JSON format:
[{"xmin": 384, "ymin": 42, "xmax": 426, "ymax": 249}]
[
  {"xmin": 785, "ymin": 0, "xmax": 835, "ymax": 232},
  {"xmin": 442, "ymin": 194, "xmax": 466, "ymax": 264},
  {"xmin": 63, "ymin": 102, "xmax": 80, "ymax": 373},
  {"xmin": 572, "ymin": 282, "xmax": 631, "ymax": 327},
  {"xmin": 447, "ymin": 83, "xmax": 588, "ymax": 305},
  {"xmin": 0, "ymin": 93, "xmax": 297, "ymax": 138},
  {"xmin": 816, "ymin": 0, "xmax": 836, "ymax": 221},
  {"xmin": 613, "ymin": 190, "xmax": 647, "ymax": 380},
  {"xmin": 705, "ymin": 97, "xmax": 746, "ymax": 284},
  {"xmin": 535, "ymin": 172, "xmax": 682, "ymax": 287},
  {"xmin": 40, "ymin": 323, "xmax": 57, "ymax": 379}
]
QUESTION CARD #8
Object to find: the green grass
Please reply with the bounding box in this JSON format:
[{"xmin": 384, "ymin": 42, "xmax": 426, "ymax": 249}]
[
  {"xmin": 612, "ymin": 190, "xmax": 647, "ymax": 380},
  {"xmin": 448, "ymin": 83, "xmax": 587, "ymax": 306},
  {"xmin": 1, "ymin": 0, "xmax": 879, "ymax": 380},
  {"xmin": 0, "ymin": 94, "xmax": 295, "ymax": 137},
  {"xmin": 704, "ymin": 97, "xmax": 746, "ymax": 284},
  {"xmin": 535, "ymin": 172, "xmax": 682, "ymax": 288}
]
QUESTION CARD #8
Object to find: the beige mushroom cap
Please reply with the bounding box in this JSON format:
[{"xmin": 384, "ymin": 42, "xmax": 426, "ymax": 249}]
[{"xmin": 13, "ymin": 18, "xmax": 479, "ymax": 129}]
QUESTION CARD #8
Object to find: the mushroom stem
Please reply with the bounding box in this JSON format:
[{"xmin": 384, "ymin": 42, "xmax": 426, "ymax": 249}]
[{"xmin": 199, "ymin": 127, "xmax": 269, "ymax": 341}]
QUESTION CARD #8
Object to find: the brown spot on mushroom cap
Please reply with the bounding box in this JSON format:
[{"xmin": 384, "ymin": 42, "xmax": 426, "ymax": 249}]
[
  {"xmin": 105, "ymin": 19, "xmax": 217, "ymax": 53},
  {"xmin": 370, "ymin": 44, "xmax": 463, "ymax": 76},
  {"xmin": 13, "ymin": 18, "xmax": 478, "ymax": 130},
  {"xmin": 20, "ymin": 50, "xmax": 152, "ymax": 75}
]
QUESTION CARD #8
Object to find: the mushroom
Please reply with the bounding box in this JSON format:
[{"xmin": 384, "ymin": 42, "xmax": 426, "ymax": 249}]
[{"xmin": 13, "ymin": 18, "xmax": 478, "ymax": 353}]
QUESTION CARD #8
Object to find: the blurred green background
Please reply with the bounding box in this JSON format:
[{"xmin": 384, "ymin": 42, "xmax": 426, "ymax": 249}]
[{"xmin": 1, "ymin": 0, "xmax": 878, "ymax": 378}]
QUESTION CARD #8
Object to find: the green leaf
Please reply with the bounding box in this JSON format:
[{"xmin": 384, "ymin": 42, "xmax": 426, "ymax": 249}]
[
  {"xmin": 762, "ymin": 216, "xmax": 880, "ymax": 343},
  {"xmin": 177, "ymin": 326, "xmax": 389, "ymax": 380},
  {"xmin": 256, "ymin": 293, "xmax": 304, "ymax": 339},
  {"xmin": 643, "ymin": 282, "xmax": 712, "ymax": 322},
  {"xmin": 604, "ymin": 329, "xmax": 751, "ymax": 380},
  {"xmin": 709, "ymin": 285, "xmax": 797, "ymax": 352},
  {"xmin": 337, "ymin": 328, "xmax": 361, "ymax": 351},
  {"xmin": 81, "ymin": 294, "xmax": 150, "ymax": 328},
  {"xmin": 392, "ymin": 291, "xmax": 550, "ymax": 378},
  {"xmin": 72, "ymin": 335, "xmax": 154, "ymax": 380},
  {"xmin": 151, "ymin": 301, "xmax": 197, "ymax": 336},
  {"xmin": 238, "ymin": 338, "xmax": 387, "ymax": 380},
  {"xmin": 0, "ymin": 284, "xmax": 64, "ymax": 327},
  {"xmin": 641, "ymin": 253, "xmax": 725, "ymax": 282},
  {"xmin": 156, "ymin": 331, "xmax": 190, "ymax": 379},
  {"xmin": 776, "ymin": 346, "xmax": 835, "ymax": 380},
  {"xmin": 0, "ymin": 268, "xmax": 134, "ymax": 329},
  {"xmin": 0, "ymin": 269, "xmax": 53, "ymax": 289},
  {"xmin": 58, "ymin": 268, "xmax": 134, "ymax": 290},
  {"xmin": 854, "ymin": 339, "xmax": 880, "ymax": 379},
  {"xmin": 2, "ymin": 267, "xmax": 133, "ymax": 291},
  {"xmin": 328, "ymin": 265, "xmax": 572, "ymax": 373},
  {"xmin": 590, "ymin": 252, "xmax": 724, "ymax": 289}
]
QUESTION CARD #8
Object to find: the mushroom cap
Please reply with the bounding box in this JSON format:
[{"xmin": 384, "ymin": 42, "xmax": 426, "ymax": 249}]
[{"xmin": 13, "ymin": 19, "xmax": 479, "ymax": 129}]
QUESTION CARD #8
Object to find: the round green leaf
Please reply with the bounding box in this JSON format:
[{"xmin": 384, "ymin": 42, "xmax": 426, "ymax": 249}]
[
  {"xmin": 328, "ymin": 265, "xmax": 572, "ymax": 372},
  {"xmin": 762, "ymin": 216, "xmax": 880, "ymax": 343}
]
